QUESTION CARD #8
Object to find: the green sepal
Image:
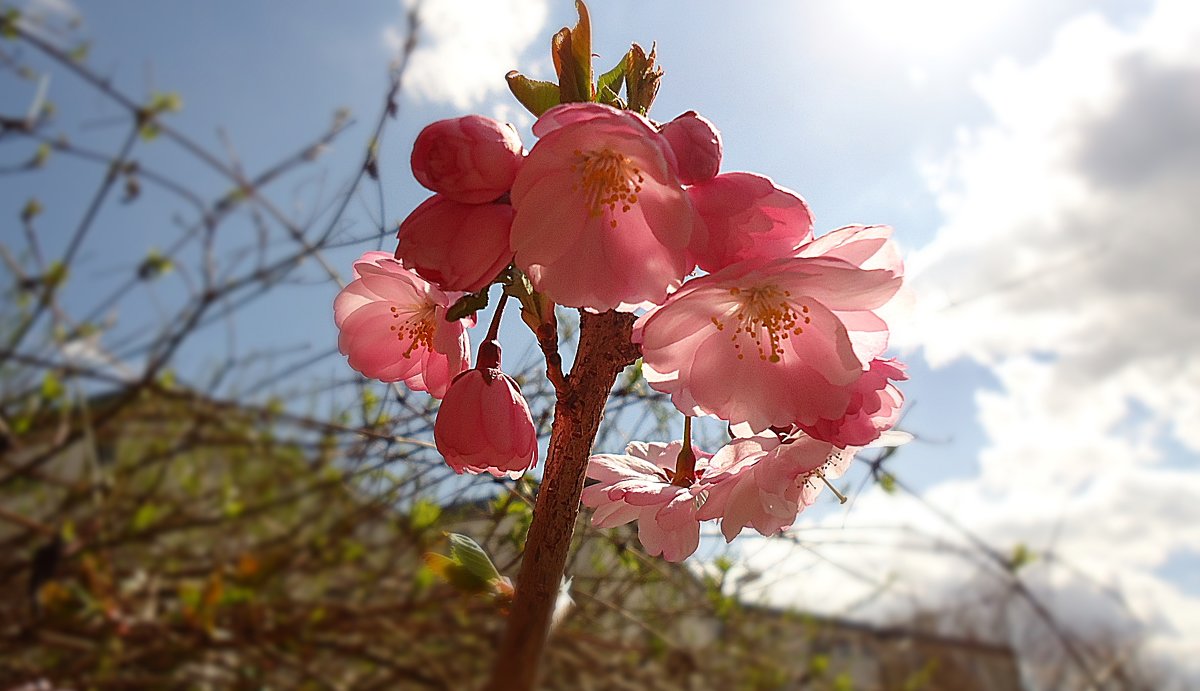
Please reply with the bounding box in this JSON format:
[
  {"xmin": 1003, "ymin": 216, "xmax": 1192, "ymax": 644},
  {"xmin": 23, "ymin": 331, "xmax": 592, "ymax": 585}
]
[
  {"xmin": 445, "ymin": 288, "xmax": 489, "ymax": 322},
  {"xmin": 503, "ymin": 267, "xmax": 554, "ymax": 335}
]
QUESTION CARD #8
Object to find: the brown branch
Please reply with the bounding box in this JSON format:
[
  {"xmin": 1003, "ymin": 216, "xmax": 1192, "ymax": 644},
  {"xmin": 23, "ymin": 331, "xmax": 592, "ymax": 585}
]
[
  {"xmin": 485, "ymin": 310, "xmax": 639, "ymax": 691},
  {"xmin": 4, "ymin": 123, "xmax": 140, "ymax": 353},
  {"xmin": 535, "ymin": 319, "xmax": 568, "ymax": 396}
]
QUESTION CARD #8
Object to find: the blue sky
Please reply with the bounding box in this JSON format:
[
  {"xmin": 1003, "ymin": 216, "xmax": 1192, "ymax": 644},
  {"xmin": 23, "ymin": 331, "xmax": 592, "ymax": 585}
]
[{"xmin": 4, "ymin": 0, "xmax": 1198, "ymax": 685}]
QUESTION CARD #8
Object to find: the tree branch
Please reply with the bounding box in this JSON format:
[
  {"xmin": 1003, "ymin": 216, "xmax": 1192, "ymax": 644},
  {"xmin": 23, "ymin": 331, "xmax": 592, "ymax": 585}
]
[{"xmin": 485, "ymin": 310, "xmax": 639, "ymax": 691}]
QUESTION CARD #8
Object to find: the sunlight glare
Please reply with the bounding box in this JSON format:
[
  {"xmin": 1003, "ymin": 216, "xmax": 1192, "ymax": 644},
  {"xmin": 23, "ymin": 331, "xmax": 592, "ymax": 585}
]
[{"xmin": 839, "ymin": 0, "xmax": 1018, "ymax": 60}]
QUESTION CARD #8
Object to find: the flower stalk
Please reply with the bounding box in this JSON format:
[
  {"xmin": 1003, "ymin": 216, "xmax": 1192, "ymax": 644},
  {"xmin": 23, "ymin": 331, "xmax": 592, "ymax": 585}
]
[
  {"xmin": 476, "ymin": 292, "xmax": 508, "ymax": 371},
  {"xmin": 671, "ymin": 416, "xmax": 697, "ymax": 487}
]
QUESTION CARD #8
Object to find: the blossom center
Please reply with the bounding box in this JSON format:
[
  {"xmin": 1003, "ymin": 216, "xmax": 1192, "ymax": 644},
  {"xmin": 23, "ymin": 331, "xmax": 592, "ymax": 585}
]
[
  {"xmin": 571, "ymin": 147, "xmax": 644, "ymax": 226},
  {"xmin": 711, "ymin": 285, "xmax": 813, "ymax": 363},
  {"xmin": 388, "ymin": 303, "xmax": 436, "ymax": 357}
]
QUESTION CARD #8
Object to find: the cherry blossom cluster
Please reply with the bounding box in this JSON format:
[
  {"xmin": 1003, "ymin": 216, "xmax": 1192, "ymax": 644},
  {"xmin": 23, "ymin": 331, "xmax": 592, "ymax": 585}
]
[
  {"xmin": 333, "ymin": 99, "xmax": 907, "ymax": 559},
  {"xmin": 333, "ymin": 115, "xmax": 537, "ymax": 479}
]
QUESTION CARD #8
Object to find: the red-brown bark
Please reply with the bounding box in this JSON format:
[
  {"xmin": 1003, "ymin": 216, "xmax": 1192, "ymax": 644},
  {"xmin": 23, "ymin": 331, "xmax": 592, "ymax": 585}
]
[{"xmin": 484, "ymin": 310, "xmax": 640, "ymax": 691}]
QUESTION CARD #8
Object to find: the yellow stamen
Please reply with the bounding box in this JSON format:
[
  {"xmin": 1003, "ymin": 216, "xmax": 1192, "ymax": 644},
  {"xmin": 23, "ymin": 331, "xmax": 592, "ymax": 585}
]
[
  {"xmin": 718, "ymin": 284, "xmax": 807, "ymax": 363},
  {"xmin": 390, "ymin": 303, "xmax": 436, "ymax": 357},
  {"xmin": 570, "ymin": 147, "xmax": 644, "ymax": 218}
]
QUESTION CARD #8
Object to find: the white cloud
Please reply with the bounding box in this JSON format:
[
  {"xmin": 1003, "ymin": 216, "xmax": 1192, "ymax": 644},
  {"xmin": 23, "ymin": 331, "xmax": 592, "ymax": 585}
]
[
  {"xmin": 901, "ymin": 0, "xmax": 1200, "ymax": 451},
  {"xmin": 489, "ymin": 101, "xmax": 534, "ymax": 137},
  {"xmin": 906, "ymin": 0, "xmax": 1200, "ymax": 680},
  {"xmin": 738, "ymin": 0, "xmax": 1200, "ymax": 686},
  {"xmin": 385, "ymin": 0, "xmax": 550, "ymax": 109},
  {"xmin": 23, "ymin": 0, "xmax": 80, "ymax": 22}
]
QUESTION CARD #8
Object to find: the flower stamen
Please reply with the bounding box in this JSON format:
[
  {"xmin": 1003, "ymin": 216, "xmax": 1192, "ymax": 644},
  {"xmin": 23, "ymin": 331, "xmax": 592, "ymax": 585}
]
[
  {"xmin": 817, "ymin": 473, "xmax": 848, "ymax": 504},
  {"xmin": 570, "ymin": 147, "xmax": 645, "ymax": 223},
  {"xmin": 719, "ymin": 285, "xmax": 807, "ymax": 363},
  {"xmin": 390, "ymin": 303, "xmax": 436, "ymax": 357}
]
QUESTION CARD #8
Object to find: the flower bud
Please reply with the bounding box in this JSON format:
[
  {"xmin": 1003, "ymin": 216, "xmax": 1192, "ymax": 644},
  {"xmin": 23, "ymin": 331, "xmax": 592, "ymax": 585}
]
[
  {"xmin": 396, "ymin": 195, "xmax": 514, "ymax": 293},
  {"xmin": 659, "ymin": 110, "xmax": 722, "ymax": 185},
  {"xmin": 434, "ymin": 365, "xmax": 538, "ymax": 479},
  {"xmin": 411, "ymin": 115, "xmax": 524, "ymax": 204}
]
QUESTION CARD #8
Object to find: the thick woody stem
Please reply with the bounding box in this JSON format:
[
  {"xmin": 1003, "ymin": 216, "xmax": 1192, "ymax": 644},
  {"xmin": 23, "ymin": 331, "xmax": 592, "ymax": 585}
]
[{"xmin": 484, "ymin": 310, "xmax": 640, "ymax": 691}]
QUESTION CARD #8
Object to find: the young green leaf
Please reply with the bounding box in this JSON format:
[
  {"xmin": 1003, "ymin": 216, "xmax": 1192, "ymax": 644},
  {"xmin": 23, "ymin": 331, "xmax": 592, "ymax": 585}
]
[
  {"xmin": 21, "ymin": 197, "xmax": 43, "ymax": 222},
  {"xmin": 596, "ymin": 55, "xmax": 626, "ymax": 102},
  {"xmin": 551, "ymin": 1, "xmax": 594, "ymax": 103},
  {"xmin": 1, "ymin": 9, "xmax": 20, "ymax": 39},
  {"xmin": 506, "ymin": 71, "xmax": 561, "ymax": 117},
  {"xmin": 40, "ymin": 372, "xmax": 64, "ymax": 401},
  {"xmin": 448, "ymin": 532, "xmax": 502, "ymax": 585},
  {"xmin": 409, "ymin": 499, "xmax": 441, "ymax": 532}
]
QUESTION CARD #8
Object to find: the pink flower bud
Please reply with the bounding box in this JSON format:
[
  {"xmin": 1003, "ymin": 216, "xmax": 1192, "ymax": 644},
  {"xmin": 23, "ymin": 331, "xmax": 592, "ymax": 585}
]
[
  {"xmin": 434, "ymin": 365, "xmax": 538, "ymax": 479},
  {"xmin": 411, "ymin": 115, "xmax": 524, "ymax": 204},
  {"xmin": 659, "ymin": 111, "xmax": 722, "ymax": 184},
  {"xmin": 396, "ymin": 195, "xmax": 515, "ymax": 293}
]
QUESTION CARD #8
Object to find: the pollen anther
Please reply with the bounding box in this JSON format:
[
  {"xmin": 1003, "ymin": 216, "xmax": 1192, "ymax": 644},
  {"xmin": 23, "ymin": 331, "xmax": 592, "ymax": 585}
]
[
  {"xmin": 713, "ymin": 285, "xmax": 806, "ymax": 363},
  {"xmin": 571, "ymin": 147, "xmax": 644, "ymax": 219}
]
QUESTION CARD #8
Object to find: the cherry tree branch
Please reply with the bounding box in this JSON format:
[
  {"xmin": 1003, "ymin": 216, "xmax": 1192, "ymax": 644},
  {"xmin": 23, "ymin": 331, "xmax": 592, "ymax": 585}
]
[
  {"xmin": 535, "ymin": 320, "xmax": 568, "ymax": 396},
  {"xmin": 485, "ymin": 310, "xmax": 639, "ymax": 691}
]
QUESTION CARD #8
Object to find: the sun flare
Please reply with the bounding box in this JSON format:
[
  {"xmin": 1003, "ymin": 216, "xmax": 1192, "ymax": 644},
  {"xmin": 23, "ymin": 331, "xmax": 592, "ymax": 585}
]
[{"xmin": 838, "ymin": 0, "xmax": 1017, "ymax": 59}]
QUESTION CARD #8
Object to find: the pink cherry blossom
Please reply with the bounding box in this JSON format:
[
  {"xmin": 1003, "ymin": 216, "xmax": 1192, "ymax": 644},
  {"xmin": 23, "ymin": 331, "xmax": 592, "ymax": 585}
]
[
  {"xmin": 659, "ymin": 110, "xmax": 722, "ymax": 185},
  {"xmin": 699, "ymin": 433, "xmax": 857, "ymax": 541},
  {"xmin": 510, "ymin": 102, "xmax": 697, "ymax": 312},
  {"xmin": 582, "ymin": 440, "xmax": 713, "ymax": 562},
  {"xmin": 796, "ymin": 224, "xmax": 904, "ymax": 364},
  {"xmin": 395, "ymin": 195, "xmax": 514, "ymax": 293},
  {"xmin": 633, "ymin": 255, "xmax": 902, "ymax": 433},
  {"xmin": 687, "ymin": 172, "xmax": 814, "ymax": 273},
  {"xmin": 333, "ymin": 252, "xmax": 472, "ymax": 398},
  {"xmin": 434, "ymin": 358, "xmax": 538, "ymax": 479},
  {"xmin": 797, "ymin": 224, "xmax": 901, "ymax": 272},
  {"xmin": 410, "ymin": 115, "xmax": 524, "ymax": 204},
  {"xmin": 799, "ymin": 358, "xmax": 907, "ymax": 447}
]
